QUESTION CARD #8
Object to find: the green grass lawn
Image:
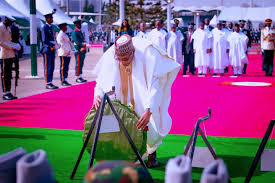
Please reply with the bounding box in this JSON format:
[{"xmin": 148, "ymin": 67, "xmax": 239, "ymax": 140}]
[{"xmin": 1, "ymin": 126, "xmax": 275, "ymax": 183}]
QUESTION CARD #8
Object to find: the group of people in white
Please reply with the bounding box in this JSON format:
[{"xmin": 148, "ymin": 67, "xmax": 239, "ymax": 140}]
[{"xmin": 133, "ymin": 18, "xmax": 250, "ymax": 76}]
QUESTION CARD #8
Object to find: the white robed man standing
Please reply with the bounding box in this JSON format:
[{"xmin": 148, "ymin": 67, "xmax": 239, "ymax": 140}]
[
  {"xmin": 148, "ymin": 20, "xmax": 168, "ymax": 51},
  {"xmin": 192, "ymin": 21, "xmax": 212, "ymax": 75},
  {"xmin": 167, "ymin": 24, "xmax": 184, "ymax": 65},
  {"xmin": 228, "ymin": 23, "xmax": 249, "ymax": 76},
  {"xmin": 212, "ymin": 21, "xmax": 230, "ymax": 75},
  {"xmin": 92, "ymin": 35, "xmax": 180, "ymax": 168},
  {"xmin": 136, "ymin": 23, "xmax": 149, "ymax": 39}
]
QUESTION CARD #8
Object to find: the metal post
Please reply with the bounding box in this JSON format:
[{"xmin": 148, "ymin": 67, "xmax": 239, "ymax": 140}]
[
  {"xmin": 119, "ymin": 0, "xmax": 125, "ymax": 21},
  {"xmin": 250, "ymin": 0, "xmax": 253, "ymax": 7},
  {"xmin": 167, "ymin": 2, "xmax": 171, "ymax": 31},
  {"xmin": 30, "ymin": 0, "xmax": 37, "ymax": 77},
  {"xmin": 196, "ymin": 12, "xmax": 200, "ymax": 29},
  {"xmin": 99, "ymin": 0, "xmax": 102, "ymax": 26},
  {"xmin": 67, "ymin": 0, "xmax": 70, "ymax": 15}
]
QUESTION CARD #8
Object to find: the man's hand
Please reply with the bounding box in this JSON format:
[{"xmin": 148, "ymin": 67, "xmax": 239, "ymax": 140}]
[
  {"xmin": 80, "ymin": 47, "xmax": 86, "ymax": 52},
  {"xmin": 193, "ymin": 49, "xmax": 196, "ymax": 54},
  {"xmin": 50, "ymin": 46, "xmax": 56, "ymax": 51},
  {"xmin": 92, "ymin": 95, "xmax": 102, "ymax": 110},
  {"xmin": 136, "ymin": 109, "xmax": 152, "ymax": 130},
  {"xmin": 226, "ymin": 49, "xmax": 230, "ymax": 54}
]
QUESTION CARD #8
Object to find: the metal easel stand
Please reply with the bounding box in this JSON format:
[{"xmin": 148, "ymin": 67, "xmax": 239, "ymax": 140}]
[
  {"xmin": 245, "ymin": 119, "xmax": 275, "ymax": 183},
  {"xmin": 183, "ymin": 108, "xmax": 232, "ymax": 183},
  {"xmin": 70, "ymin": 93, "xmax": 154, "ymax": 183}
]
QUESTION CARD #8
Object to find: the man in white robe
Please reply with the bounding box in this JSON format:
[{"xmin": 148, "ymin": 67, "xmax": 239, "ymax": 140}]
[
  {"xmin": 228, "ymin": 24, "xmax": 249, "ymax": 76},
  {"xmin": 212, "ymin": 21, "xmax": 229, "ymax": 75},
  {"xmin": 136, "ymin": 23, "xmax": 149, "ymax": 39},
  {"xmin": 81, "ymin": 21, "xmax": 90, "ymax": 44},
  {"xmin": 93, "ymin": 35, "xmax": 180, "ymax": 168},
  {"xmin": 148, "ymin": 20, "xmax": 168, "ymax": 51},
  {"xmin": 167, "ymin": 24, "xmax": 184, "ymax": 65},
  {"xmin": 192, "ymin": 21, "xmax": 212, "ymax": 75}
]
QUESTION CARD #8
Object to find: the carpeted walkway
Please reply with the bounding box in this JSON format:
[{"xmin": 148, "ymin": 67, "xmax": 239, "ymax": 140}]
[
  {"xmin": 0, "ymin": 54, "xmax": 274, "ymax": 138},
  {"xmin": 0, "ymin": 126, "xmax": 275, "ymax": 183}
]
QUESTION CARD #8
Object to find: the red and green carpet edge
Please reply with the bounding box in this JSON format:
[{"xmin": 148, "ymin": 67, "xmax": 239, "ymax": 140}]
[{"xmin": 1, "ymin": 126, "xmax": 275, "ymax": 183}]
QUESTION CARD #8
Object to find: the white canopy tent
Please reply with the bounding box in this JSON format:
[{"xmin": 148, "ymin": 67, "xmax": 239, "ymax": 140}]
[
  {"xmin": 6, "ymin": 0, "xmax": 45, "ymax": 20},
  {"xmin": 218, "ymin": 7, "xmax": 275, "ymax": 22},
  {"xmin": 173, "ymin": 6, "xmax": 223, "ymax": 12},
  {"xmin": 112, "ymin": 19, "xmax": 122, "ymax": 26},
  {"xmin": 244, "ymin": 7, "xmax": 275, "ymax": 21},
  {"xmin": 6, "ymin": 0, "xmax": 44, "ymax": 27},
  {"xmin": 210, "ymin": 15, "xmax": 218, "ymax": 26},
  {"xmin": 36, "ymin": 0, "xmax": 73, "ymax": 24},
  {"xmin": 218, "ymin": 7, "xmax": 247, "ymax": 21},
  {"xmin": 0, "ymin": 0, "xmax": 26, "ymax": 18}
]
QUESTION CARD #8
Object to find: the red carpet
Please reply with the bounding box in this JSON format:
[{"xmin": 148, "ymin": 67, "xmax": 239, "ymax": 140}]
[{"xmin": 0, "ymin": 54, "xmax": 274, "ymax": 138}]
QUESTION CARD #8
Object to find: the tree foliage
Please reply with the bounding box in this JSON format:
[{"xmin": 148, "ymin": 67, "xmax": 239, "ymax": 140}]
[{"xmin": 102, "ymin": 0, "xmax": 166, "ymax": 28}]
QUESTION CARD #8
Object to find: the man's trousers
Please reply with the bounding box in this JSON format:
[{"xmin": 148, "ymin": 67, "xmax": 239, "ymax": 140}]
[
  {"xmin": 263, "ymin": 50, "xmax": 274, "ymax": 74},
  {"xmin": 75, "ymin": 52, "xmax": 86, "ymax": 77},
  {"xmin": 183, "ymin": 53, "xmax": 195, "ymax": 74},
  {"xmin": 43, "ymin": 51, "xmax": 55, "ymax": 84},
  {"xmin": 59, "ymin": 56, "xmax": 71, "ymax": 82},
  {"xmin": 0, "ymin": 58, "xmax": 14, "ymax": 93}
]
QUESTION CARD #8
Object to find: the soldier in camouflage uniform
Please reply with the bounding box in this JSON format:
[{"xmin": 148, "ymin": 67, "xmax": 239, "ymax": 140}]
[{"xmin": 83, "ymin": 161, "xmax": 152, "ymax": 183}]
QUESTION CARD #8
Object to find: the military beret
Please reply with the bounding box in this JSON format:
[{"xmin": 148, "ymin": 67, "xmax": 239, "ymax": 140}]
[
  {"xmin": 58, "ymin": 23, "xmax": 67, "ymax": 29},
  {"xmin": 44, "ymin": 13, "xmax": 53, "ymax": 19},
  {"xmin": 265, "ymin": 19, "xmax": 272, "ymax": 23},
  {"xmin": 73, "ymin": 19, "xmax": 82, "ymax": 25},
  {"xmin": 239, "ymin": 20, "xmax": 246, "ymax": 24}
]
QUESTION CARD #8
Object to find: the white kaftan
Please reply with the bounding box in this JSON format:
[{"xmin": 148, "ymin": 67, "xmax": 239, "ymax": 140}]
[
  {"xmin": 167, "ymin": 31, "xmax": 184, "ymax": 65},
  {"xmin": 228, "ymin": 32, "xmax": 249, "ymax": 68},
  {"xmin": 148, "ymin": 28, "xmax": 168, "ymax": 52},
  {"xmin": 212, "ymin": 28, "xmax": 229, "ymax": 72},
  {"xmin": 192, "ymin": 28, "xmax": 212, "ymax": 68},
  {"xmin": 94, "ymin": 37, "xmax": 180, "ymax": 154},
  {"xmin": 136, "ymin": 31, "xmax": 149, "ymax": 39}
]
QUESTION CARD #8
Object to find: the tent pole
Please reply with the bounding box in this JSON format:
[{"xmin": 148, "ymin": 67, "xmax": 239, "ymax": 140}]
[
  {"xmin": 30, "ymin": 0, "xmax": 37, "ymax": 77},
  {"xmin": 119, "ymin": 0, "xmax": 125, "ymax": 21},
  {"xmin": 167, "ymin": 1, "xmax": 171, "ymax": 31},
  {"xmin": 67, "ymin": 0, "xmax": 70, "ymax": 15}
]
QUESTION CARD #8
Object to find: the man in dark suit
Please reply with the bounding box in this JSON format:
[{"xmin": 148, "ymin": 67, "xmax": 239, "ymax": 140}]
[
  {"xmin": 41, "ymin": 12, "xmax": 58, "ymax": 89},
  {"xmin": 239, "ymin": 20, "xmax": 252, "ymax": 74},
  {"xmin": 182, "ymin": 23, "xmax": 195, "ymax": 75},
  {"xmin": 204, "ymin": 18, "xmax": 214, "ymax": 32}
]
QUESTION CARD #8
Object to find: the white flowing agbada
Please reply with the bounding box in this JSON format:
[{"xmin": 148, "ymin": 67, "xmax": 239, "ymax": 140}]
[
  {"xmin": 136, "ymin": 31, "xmax": 149, "ymax": 39},
  {"xmin": 227, "ymin": 32, "xmax": 248, "ymax": 68},
  {"xmin": 148, "ymin": 28, "xmax": 168, "ymax": 51},
  {"xmin": 192, "ymin": 28, "xmax": 211, "ymax": 68},
  {"xmin": 167, "ymin": 30, "xmax": 184, "ymax": 65},
  {"xmin": 212, "ymin": 28, "xmax": 229, "ymax": 71},
  {"xmin": 93, "ymin": 37, "xmax": 180, "ymax": 154}
]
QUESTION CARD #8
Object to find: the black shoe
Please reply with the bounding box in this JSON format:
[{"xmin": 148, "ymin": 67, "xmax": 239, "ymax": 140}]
[
  {"xmin": 213, "ymin": 73, "xmax": 217, "ymax": 76},
  {"xmin": 224, "ymin": 67, "xmax": 229, "ymax": 73},
  {"xmin": 76, "ymin": 77, "xmax": 87, "ymax": 83},
  {"xmin": 46, "ymin": 83, "xmax": 59, "ymax": 89},
  {"xmin": 147, "ymin": 151, "xmax": 158, "ymax": 168},
  {"xmin": 268, "ymin": 73, "xmax": 273, "ymax": 77},
  {"xmin": 62, "ymin": 81, "xmax": 72, "ymax": 86},
  {"xmin": 265, "ymin": 72, "xmax": 269, "ymax": 76},
  {"xmin": 3, "ymin": 93, "xmax": 18, "ymax": 101}
]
